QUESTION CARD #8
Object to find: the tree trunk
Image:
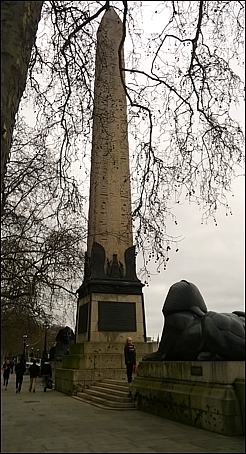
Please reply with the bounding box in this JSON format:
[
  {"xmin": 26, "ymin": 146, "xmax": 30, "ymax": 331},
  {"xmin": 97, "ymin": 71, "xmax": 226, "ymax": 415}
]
[{"xmin": 1, "ymin": 1, "xmax": 43, "ymax": 213}]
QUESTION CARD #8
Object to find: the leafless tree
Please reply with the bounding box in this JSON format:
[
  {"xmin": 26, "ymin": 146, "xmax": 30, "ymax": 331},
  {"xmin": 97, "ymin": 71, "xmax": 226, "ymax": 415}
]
[
  {"xmin": 1, "ymin": 1, "xmax": 244, "ymax": 285},
  {"xmin": 1, "ymin": 116, "xmax": 87, "ymax": 337}
]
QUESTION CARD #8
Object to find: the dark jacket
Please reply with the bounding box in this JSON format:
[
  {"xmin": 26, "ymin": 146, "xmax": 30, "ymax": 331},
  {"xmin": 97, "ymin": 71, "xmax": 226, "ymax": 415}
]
[
  {"xmin": 41, "ymin": 362, "xmax": 52, "ymax": 377},
  {"xmin": 29, "ymin": 363, "xmax": 40, "ymax": 378},
  {"xmin": 3, "ymin": 363, "xmax": 11, "ymax": 378},
  {"xmin": 124, "ymin": 344, "xmax": 136, "ymax": 365},
  {"xmin": 15, "ymin": 361, "xmax": 26, "ymax": 376}
]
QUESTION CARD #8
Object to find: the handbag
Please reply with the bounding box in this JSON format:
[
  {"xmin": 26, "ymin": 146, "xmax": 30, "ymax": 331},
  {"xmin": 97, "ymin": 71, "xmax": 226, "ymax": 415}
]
[
  {"xmin": 47, "ymin": 378, "xmax": 53, "ymax": 389},
  {"xmin": 133, "ymin": 364, "xmax": 138, "ymax": 374}
]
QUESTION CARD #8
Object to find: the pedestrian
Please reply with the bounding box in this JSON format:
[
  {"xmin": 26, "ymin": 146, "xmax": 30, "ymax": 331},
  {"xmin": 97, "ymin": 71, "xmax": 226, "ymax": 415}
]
[
  {"xmin": 41, "ymin": 360, "xmax": 52, "ymax": 392},
  {"xmin": 9, "ymin": 359, "xmax": 14, "ymax": 374},
  {"xmin": 13, "ymin": 357, "xmax": 17, "ymax": 370},
  {"xmin": 15, "ymin": 357, "xmax": 26, "ymax": 393},
  {"xmin": 28, "ymin": 359, "xmax": 40, "ymax": 393},
  {"xmin": 2, "ymin": 359, "xmax": 11, "ymax": 390},
  {"xmin": 124, "ymin": 337, "xmax": 136, "ymax": 383}
]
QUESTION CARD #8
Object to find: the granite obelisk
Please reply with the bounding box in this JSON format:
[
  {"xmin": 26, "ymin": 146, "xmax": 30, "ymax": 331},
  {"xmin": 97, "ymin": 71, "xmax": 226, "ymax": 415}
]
[
  {"xmin": 87, "ymin": 7, "xmax": 133, "ymax": 267},
  {"xmin": 76, "ymin": 7, "xmax": 146, "ymax": 343},
  {"xmin": 55, "ymin": 8, "xmax": 157, "ymax": 395}
]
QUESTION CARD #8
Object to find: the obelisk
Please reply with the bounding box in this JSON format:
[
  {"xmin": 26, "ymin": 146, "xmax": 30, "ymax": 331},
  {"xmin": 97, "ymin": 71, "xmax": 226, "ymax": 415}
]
[
  {"xmin": 55, "ymin": 8, "xmax": 158, "ymax": 394},
  {"xmin": 76, "ymin": 7, "xmax": 147, "ymax": 344},
  {"xmin": 87, "ymin": 7, "xmax": 133, "ymax": 267}
]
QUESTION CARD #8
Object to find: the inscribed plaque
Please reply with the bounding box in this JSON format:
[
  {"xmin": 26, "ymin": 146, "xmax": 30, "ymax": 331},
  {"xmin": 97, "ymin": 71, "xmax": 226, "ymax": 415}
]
[
  {"xmin": 98, "ymin": 301, "xmax": 136, "ymax": 331},
  {"xmin": 78, "ymin": 303, "xmax": 89, "ymax": 334}
]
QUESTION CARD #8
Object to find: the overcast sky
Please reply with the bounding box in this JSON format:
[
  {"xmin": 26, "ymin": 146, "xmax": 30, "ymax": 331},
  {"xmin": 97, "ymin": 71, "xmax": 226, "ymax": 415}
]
[
  {"xmin": 130, "ymin": 2, "xmax": 245, "ymax": 339},
  {"xmin": 141, "ymin": 175, "xmax": 244, "ymax": 339}
]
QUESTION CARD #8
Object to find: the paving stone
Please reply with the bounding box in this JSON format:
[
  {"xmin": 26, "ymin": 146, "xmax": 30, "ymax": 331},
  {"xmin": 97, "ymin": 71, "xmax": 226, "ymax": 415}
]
[{"xmin": 1, "ymin": 378, "xmax": 245, "ymax": 453}]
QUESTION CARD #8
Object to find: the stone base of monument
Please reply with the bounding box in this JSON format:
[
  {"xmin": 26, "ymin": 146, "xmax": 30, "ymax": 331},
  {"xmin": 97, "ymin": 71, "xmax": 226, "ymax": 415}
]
[
  {"xmin": 130, "ymin": 361, "xmax": 245, "ymax": 437},
  {"xmin": 55, "ymin": 341, "xmax": 157, "ymax": 396}
]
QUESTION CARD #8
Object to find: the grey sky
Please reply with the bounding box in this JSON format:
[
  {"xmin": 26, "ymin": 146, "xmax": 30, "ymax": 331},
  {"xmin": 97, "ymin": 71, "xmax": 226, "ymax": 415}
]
[
  {"xmin": 142, "ymin": 176, "xmax": 244, "ymax": 339},
  {"xmin": 130, "ymin": 2, "xmax": 245, "ymax": 339}
]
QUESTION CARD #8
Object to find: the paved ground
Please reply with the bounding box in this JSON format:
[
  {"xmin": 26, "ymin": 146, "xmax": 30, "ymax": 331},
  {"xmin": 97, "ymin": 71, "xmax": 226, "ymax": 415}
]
[{"xmin": 1, "ymin": 376, "xmax": 245, "ymax": 453}]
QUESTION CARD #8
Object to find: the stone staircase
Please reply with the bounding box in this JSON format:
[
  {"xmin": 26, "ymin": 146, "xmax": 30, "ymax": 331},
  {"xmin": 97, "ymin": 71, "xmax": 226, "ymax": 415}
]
[{"xmin": 71, "ymin": 378, "xmax": 136, "ymax": 410}]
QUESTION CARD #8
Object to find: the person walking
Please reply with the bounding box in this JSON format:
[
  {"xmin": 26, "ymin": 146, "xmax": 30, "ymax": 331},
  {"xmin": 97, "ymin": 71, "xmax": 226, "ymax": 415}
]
[
  {"xmin": 15, "ymin": 357, "xmax": 26, "ymax": 393},
  {"xmin": 9, "ymin": 359, "xmax": 14, "ymax": 374},
  {"xmin": 28, "ymin": 359, "xmax": 40, "ymax": 393},
  {"xmin": 124, "ymin": 337, "xmax": 136, "ymax": 383},
  {"xmin": 2, "ymin": 359, "xmax": 11, "ymax": 391},
  {"xmin": 41, "ymin": 360, "xmax": 52, "ymax": 392}
]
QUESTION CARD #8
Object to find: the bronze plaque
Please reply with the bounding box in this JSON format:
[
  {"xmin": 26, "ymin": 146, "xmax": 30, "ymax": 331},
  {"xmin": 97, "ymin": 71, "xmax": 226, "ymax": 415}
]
[
  {"xmin": 78, "ymin": 303, "xmax": 89, "ymax": 334},
  {"xmin": 98, "ymin": 301, "xmax": 136, "ymax": 332},
  {"xmin": 191, "ymin": 366, "xmax": 203, "ymax": 376}
]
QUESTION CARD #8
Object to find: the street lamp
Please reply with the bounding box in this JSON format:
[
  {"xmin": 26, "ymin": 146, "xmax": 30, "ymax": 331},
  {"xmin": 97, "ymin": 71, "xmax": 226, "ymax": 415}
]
[
  {"xmin": 42, "ymin": 322, "xmax": 49, "ymax": 364},
  {"xmin": 22, "ymin": 334, "xmax": 28, "ymax": 362}
]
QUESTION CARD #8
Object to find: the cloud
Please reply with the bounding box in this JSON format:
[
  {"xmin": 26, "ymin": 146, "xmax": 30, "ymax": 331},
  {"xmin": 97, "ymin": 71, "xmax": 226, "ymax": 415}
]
[{"xmin": 141, "ymin": 177, "xmax": 245, "ymax": 338}]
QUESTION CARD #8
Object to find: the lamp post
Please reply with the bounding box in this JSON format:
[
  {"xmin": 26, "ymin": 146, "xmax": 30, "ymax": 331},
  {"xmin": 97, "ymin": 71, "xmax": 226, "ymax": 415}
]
[
  {"xmin": 22, "ymin": 334, "xmax": 28, "ymax": 362},
  {"xmin": 42, "ymin": 322, "xmax": 49, "ymax": 365},
  {"xmin": 26, "ymin": 344, "xmax": 29, "ymax": 361}
]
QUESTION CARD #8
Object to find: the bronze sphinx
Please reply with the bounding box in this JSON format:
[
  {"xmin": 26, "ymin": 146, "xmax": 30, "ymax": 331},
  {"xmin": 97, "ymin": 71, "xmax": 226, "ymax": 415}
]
[{"xmin": 142, "ymin": 280, "xmax": 245, "ymax": 362}]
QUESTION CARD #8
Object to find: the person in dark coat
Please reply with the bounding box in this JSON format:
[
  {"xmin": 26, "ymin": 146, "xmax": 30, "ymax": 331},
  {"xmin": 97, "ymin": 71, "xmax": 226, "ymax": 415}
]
[
  {"xmin": 124, "ymin": 337, "xmax": 136, "ymax": 383},
  {"xmin": 28, "ymin": 359, "xmax": 40, "ymax": 393},
  {"xmin": 41, "ymin": 361, "xmax": 52, "ymax": 392},
  {"xmin": 15, "ymin": 357, "xmax": 26, "ymax": 393},
  {"xmin": 2, "ymin": 359, "xmax": 11, "ymax": 391},
  {"xmin": 9, "ymin": 359, "xmax": 14, "ymax": 374}
]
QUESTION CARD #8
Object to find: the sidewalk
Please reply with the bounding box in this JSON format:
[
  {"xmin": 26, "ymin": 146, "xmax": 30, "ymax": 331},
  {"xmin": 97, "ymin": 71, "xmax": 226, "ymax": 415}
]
[{"xmin": 1, "ymin": 376, "xmax": 245, "ymax": 453}]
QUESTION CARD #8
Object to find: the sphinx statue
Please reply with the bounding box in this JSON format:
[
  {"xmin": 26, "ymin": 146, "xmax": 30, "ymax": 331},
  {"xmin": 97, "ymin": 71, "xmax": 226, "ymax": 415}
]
[
  {"xmin": 142, "ymin": 280, "xmax": 245, "ymax": 362},
  {"xmin": 49, "ymin": 326, "xmax": 75, "ymax": 361}
]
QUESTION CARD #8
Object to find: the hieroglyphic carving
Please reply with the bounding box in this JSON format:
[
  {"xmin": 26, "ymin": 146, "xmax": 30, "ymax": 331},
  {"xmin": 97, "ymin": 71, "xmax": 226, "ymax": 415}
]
[{"xmin": 87, "ymin": 8, "xmax": 133, "ymax": 270}]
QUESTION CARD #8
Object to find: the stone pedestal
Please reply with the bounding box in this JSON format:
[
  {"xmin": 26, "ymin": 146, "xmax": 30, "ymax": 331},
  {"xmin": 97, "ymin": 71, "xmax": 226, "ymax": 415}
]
[
  {"xmin": 55, "ymin": 341, "xmax": 157, "ymax": 395},
  {"xmin": 130, "ymin": 361, "xmax": 245, "ymax": 436},
  {"xmin": 55, "ymin": 273, "xmax": 154, "ymax": 395},
  {"xmin": 76, "ymin": 292, "xmax": 146, "ymax": 344}
]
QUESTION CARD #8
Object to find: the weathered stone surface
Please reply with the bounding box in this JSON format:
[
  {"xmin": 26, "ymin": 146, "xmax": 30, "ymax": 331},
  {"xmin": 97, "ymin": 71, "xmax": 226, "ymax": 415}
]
[
  {"xmin": 70, "ymin": 341, "xmax": 157, "ymax": 356},
  {"xmin": 87, "ymin": 8, "xmax": 132, "ymax": 267},
  {"xmin": 55, "ymin": 367, "xmax": 125, "ymax": 395},
  {"xmin": 137, "ymin": 360, "xmax": 245, "ymax": 384},
  {"xmin": 130, "ymin": 361, "xmax": 245, "ymax": 436},
  {"xmin": 55, "ymin": 341, "xmax": 157, "ymax": 394},
  {"xmin": 234, "ymin": 378, "xmax": 245, "ymax": 432},
  {"xmin": 62, "ymin": 353, "xmax": 122, "ymax": 370}
]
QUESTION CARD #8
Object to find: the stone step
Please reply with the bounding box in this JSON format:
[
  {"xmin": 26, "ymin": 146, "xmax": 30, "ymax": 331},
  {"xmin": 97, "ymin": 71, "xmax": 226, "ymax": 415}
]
[
  {"xmin": 99, "ymin": 379, "xmax": 130, "ymax": 393},
  {"xmin": 101, "ymin": 378, "xmax": 129, "ymax": 386},
  {"xmin": 74, "ymin": 392, "xmax": 135, "ymax": 409},
  {"xmin": 84, "ymin": 387, "xmax": 132, "ymax": 403},
  {"xmin": 88, "ymin": 384, "xmax": 130, "ymax": 398},
  {"xmin": 71, "ymin": 377, "xmax": 135, "ymax": 410}
]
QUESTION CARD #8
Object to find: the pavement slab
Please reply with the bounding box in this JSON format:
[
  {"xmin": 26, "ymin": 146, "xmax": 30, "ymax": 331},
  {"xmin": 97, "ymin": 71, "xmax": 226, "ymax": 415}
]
[{"xmin": 1, "ymin": 377, "xmax": 245, "ymax": 453}]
